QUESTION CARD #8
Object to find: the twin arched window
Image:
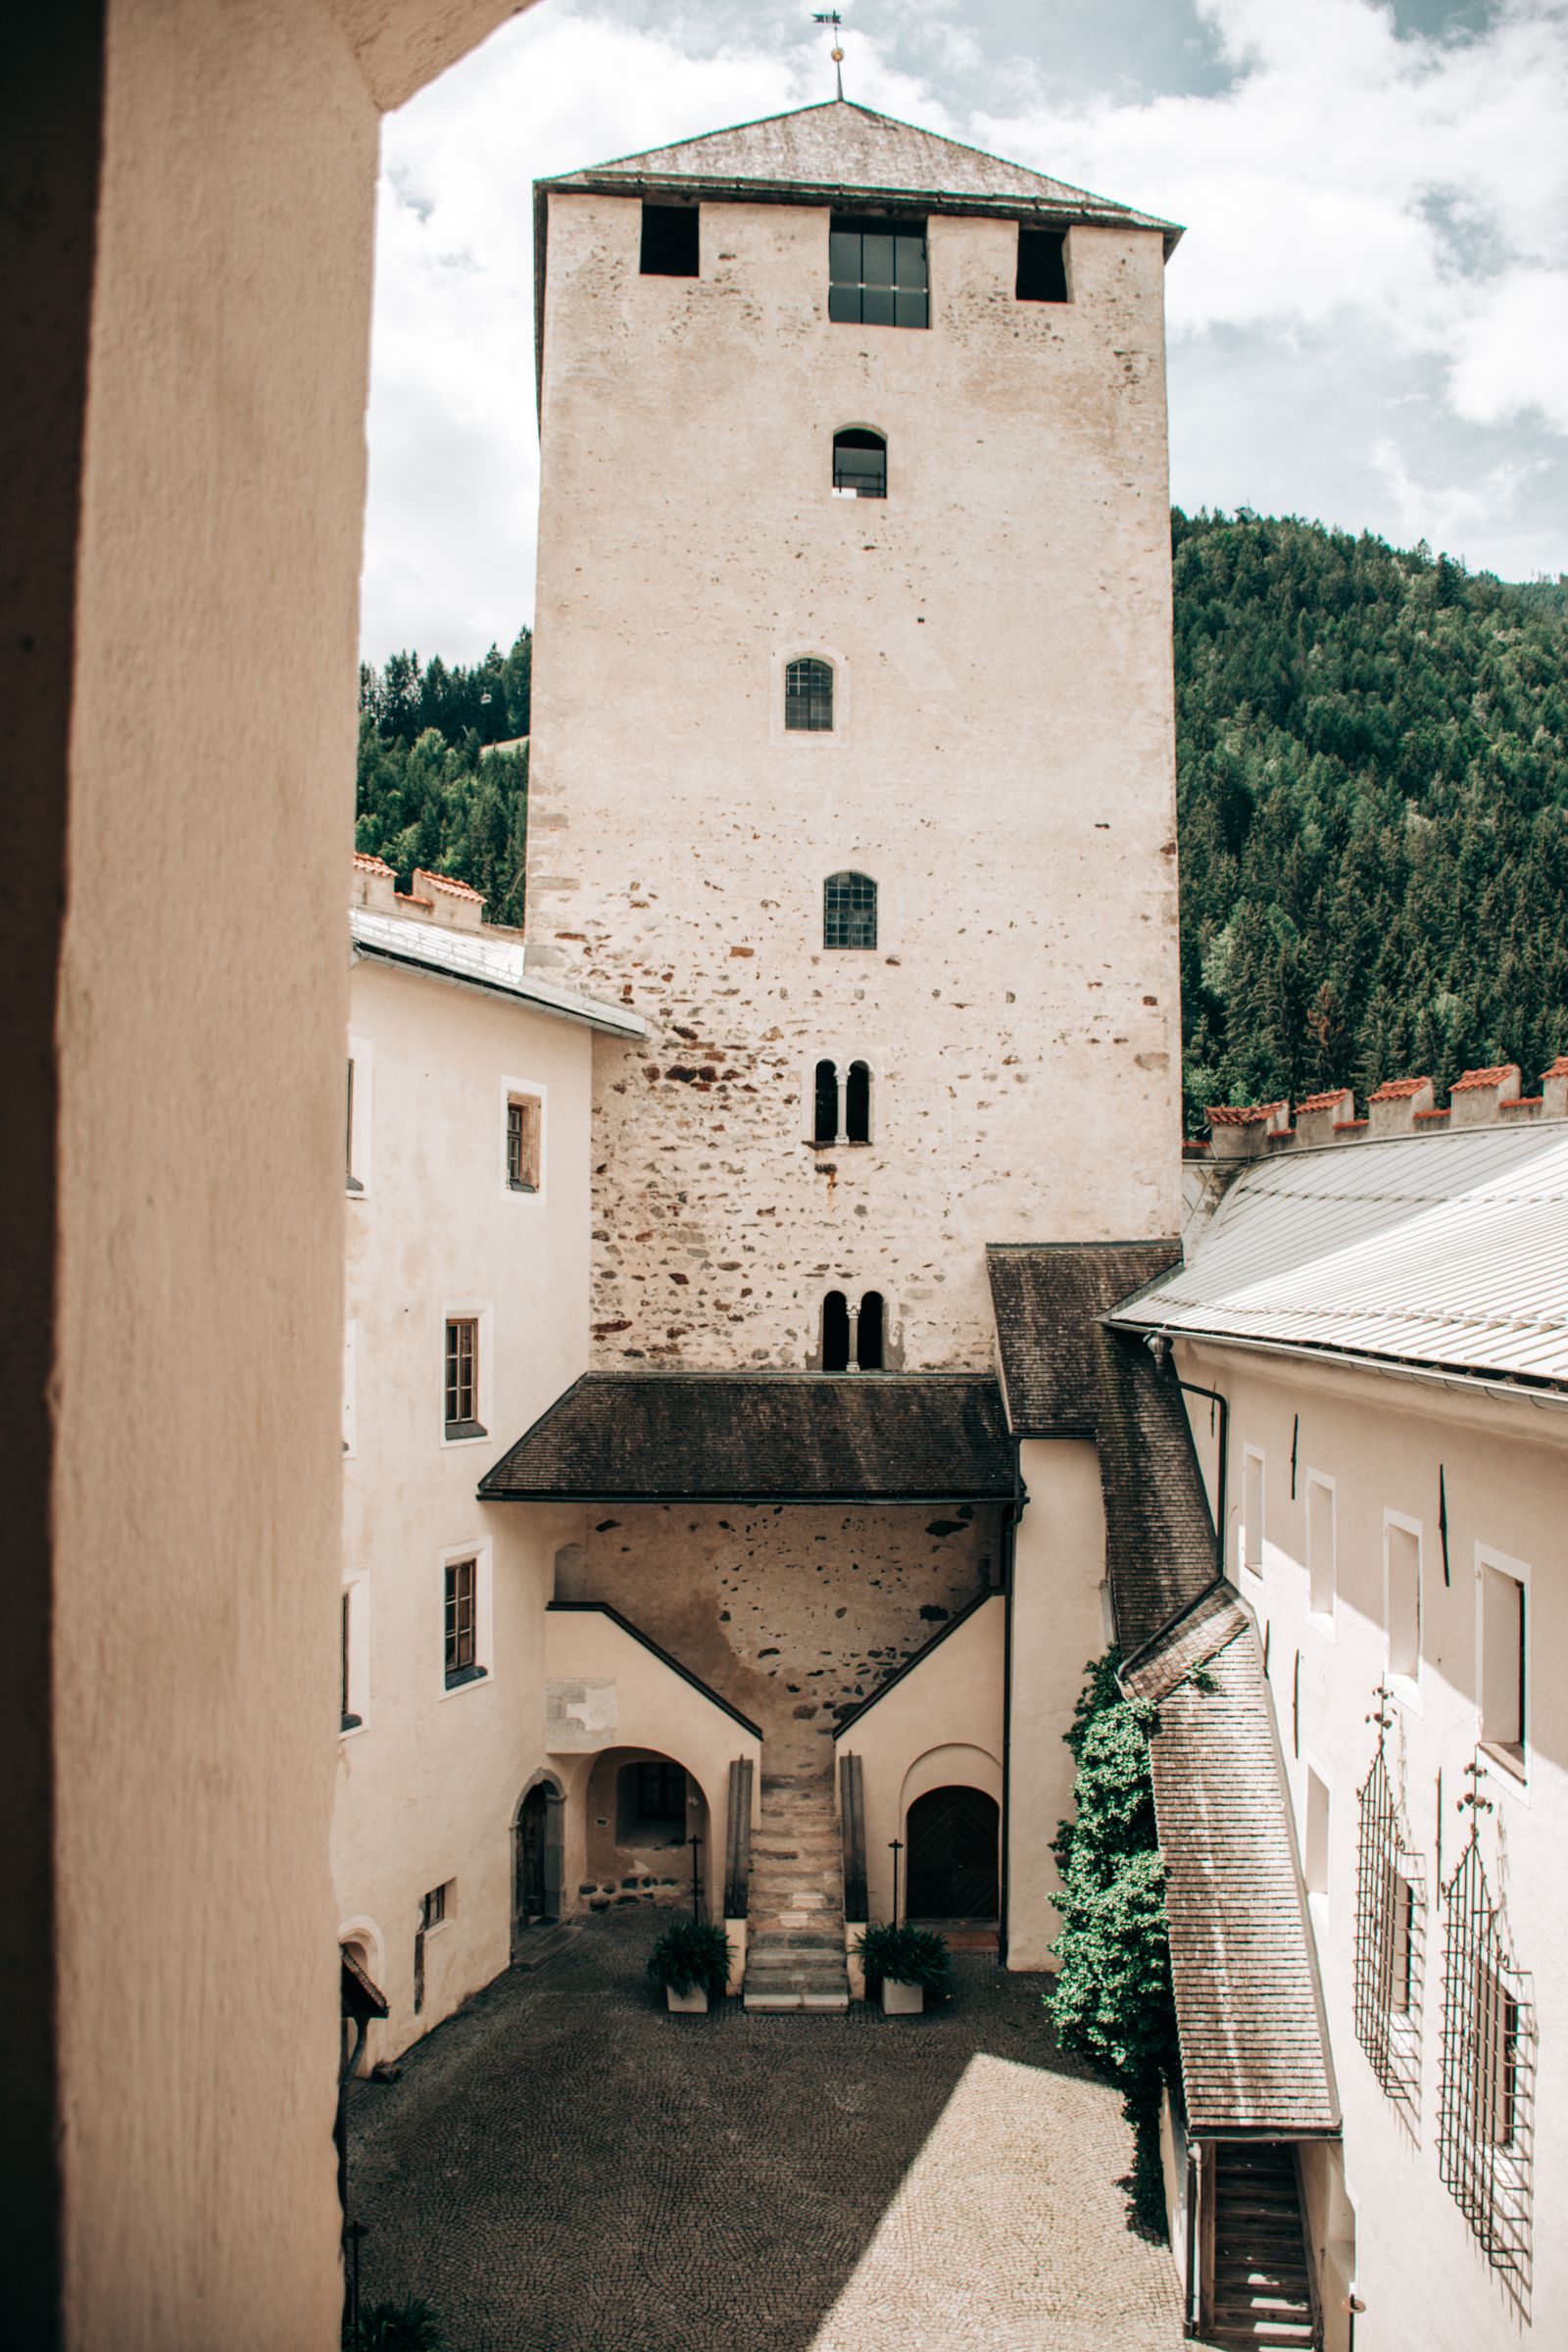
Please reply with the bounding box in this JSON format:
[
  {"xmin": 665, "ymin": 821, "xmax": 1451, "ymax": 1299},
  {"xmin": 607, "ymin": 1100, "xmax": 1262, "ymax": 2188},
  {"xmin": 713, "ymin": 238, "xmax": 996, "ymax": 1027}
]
[
  {"xmin": 822, "ymin": 1289, "xmax": 885, "ymax": 1372},
  {"xmin": 824, "ymin": 870, "xmax": 876, "ymax": 951},
  {"xmin": 833, "ymin": 427, "xmax": 886, "ymax": 499},
  {"xmin": 785, "ymin": 657, "xmax": 834, "ymax": 732},
  {"xmin": 814, "ymin": 1058, "xmax": 872, "ymax": 1146}
]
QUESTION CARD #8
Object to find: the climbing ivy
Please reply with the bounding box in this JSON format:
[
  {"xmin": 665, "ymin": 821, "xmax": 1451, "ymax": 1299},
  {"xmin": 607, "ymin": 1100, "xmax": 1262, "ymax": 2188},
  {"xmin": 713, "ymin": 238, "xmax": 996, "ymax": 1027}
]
[{"xmin": 1046, "ymin": 1652, "xmax": 1179, "ymax": 2236}]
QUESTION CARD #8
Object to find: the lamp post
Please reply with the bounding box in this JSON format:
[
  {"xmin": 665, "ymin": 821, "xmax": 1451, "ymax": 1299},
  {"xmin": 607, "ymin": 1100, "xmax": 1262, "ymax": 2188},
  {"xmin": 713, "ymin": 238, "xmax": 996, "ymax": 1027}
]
[{"xmin": 889, "ymin": 1838, "xmax": 904, "ymax": 1929}]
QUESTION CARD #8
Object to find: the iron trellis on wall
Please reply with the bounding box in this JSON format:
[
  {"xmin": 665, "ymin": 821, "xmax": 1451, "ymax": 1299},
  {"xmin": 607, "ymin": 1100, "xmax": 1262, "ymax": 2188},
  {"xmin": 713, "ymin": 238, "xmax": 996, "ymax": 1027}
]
[
  {"xmin": 1438, "ymin": 1793, "xmax": 1535, "ymax": 2301},
  {"xmin": 1353, "ymin": 1708, "xmax": 1426, "ymax": 2115}
]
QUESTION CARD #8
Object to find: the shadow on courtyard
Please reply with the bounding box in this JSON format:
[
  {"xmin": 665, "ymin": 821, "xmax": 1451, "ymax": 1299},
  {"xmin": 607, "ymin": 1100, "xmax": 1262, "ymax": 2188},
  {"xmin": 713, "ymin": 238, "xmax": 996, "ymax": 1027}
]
[{"xmin": 347, "ymin": 1906, "xmax": 1186, "ymax": 2352}]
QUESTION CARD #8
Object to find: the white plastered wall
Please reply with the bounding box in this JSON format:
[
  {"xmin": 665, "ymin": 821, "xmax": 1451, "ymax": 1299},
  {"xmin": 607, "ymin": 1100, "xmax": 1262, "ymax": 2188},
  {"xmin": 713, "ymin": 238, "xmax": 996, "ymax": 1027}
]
[
  {"xmin": 1006, "ymin": 1438, "xmax": 1109, "ymax": 1968},
  {"xmin": 332, "ymin": 955, "xmax": 594, "ymax": 2063},
  {"xmin": 1177, "ymin": 1338, "xmax": 1568, "ymax": 2352},
  {"xmin": 840, "ymin": 1593, "xmax": 1004, "ymax": 1927},
  {"xmin": 542, "ymin": 1604, "xmax": 764, "ymax": 1924}
]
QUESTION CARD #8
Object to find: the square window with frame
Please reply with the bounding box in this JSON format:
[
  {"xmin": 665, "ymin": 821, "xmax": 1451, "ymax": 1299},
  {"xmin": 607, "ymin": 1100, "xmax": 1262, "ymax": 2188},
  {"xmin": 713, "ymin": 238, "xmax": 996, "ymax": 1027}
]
[
  {"xmin": 443, "ymin": 1316, "xmax": 487, "ymax": 1440},
  {"xmin": 420, "ymin": 1881, "xmax": 453, "ymax": 1933},
  {"xmin": 828, "ymin": 214, "xmax": 929, "ymax": 329},
  {"xmin": 506, "ymin": 1093, "xmax": 542, "ymax": 1192},
  {"xmin": 444, "ymin": 1557, "xmax": 485, "ymax": 1689},
  {"xmin": 1479, "ymin": 1555, "xmax": 1527, "ymax": 1774}
]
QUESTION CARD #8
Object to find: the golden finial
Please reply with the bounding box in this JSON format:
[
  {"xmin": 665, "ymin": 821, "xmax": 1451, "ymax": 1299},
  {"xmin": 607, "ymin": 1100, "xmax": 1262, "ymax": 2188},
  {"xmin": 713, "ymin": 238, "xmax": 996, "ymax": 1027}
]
[{"xmin": 812, "ymin": 11, "xmax": 846, "ymax": 101}]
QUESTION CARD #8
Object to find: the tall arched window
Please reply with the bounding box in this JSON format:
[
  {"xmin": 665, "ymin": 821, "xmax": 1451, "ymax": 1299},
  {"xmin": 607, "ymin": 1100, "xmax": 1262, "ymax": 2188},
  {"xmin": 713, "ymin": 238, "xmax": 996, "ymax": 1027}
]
[
  {"xmin": 821, "ymin": 1291, "xmax": 851, "ymax": 1373},
  {"xmin": 785, "ymin": 657, "xmax": 834, "ymax": 732},
  {"xmin": 833, "ymin": 427, "xmax": 887, "ymax": 499},
  {"xmin": 845, "ymin": 1060, "xmax": 872, "ymax": 1144},
  {"xmin": 824, "ymin": 871, "xmax": 876, "ymax": 951},
  {"xmin": 857, "ymin": 1291, "xmax": 885, "ymax": 1371},
  {"xmin": 813, "ymin": 1058, "xmax": 840, "ymax": 1146}
]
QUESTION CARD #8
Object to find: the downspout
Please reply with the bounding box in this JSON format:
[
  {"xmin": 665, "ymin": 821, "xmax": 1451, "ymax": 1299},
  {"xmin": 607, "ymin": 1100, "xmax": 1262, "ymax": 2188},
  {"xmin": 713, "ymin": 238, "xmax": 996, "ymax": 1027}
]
[
  {"xmin": 1149, "ymin": 1334, "xmax": 1230, "ymax": 1574},
  {"xmin": 998, "ymin": 1446, "xmax": 1025, "ymax": 1968}
]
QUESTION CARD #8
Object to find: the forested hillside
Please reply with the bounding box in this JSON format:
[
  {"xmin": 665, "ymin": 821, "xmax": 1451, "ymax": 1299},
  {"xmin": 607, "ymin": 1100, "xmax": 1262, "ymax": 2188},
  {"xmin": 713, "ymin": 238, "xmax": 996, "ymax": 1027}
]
[
  {"xmin": 1174, "ymin": 514, "xmax": 1568, "ymax": 1124},
  {"xmin": 356, "ymin": 523, "xmax": 1568, "ymax": 1124},
  {"xmin": 355, "ymin": 627, "xmax": 531, "ymax": 925}
]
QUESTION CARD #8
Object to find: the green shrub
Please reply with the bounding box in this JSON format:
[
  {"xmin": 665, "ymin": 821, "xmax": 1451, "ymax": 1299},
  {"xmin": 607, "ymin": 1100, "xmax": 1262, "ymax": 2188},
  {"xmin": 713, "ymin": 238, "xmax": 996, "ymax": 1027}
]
[
  {"xmin": 645, "ymin": 1918, "xmax": 733, "ymax": 1999},
  {"xmin": 854, "ymin": 1922, "xmax": 954, "ymax": 1999},
  {"xmin": 1047, "ymin": 1651, "xmax": 1180, "ymax": 2237},
  {"xmin": 349, "ymin": 2298, "xmax": 447, "ymax": 2351}
]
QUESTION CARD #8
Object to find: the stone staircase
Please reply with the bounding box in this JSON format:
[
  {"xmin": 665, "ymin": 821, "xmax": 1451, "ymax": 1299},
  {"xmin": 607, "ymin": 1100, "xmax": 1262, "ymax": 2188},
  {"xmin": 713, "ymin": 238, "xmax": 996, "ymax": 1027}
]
[
  {"xmin": 741, "ymin": 1770, "xmax": 850, "ymax": 2012},
  {"xmin": 1207, "ymin": 2143, "xmax": 1317, "ymax": 2350}
]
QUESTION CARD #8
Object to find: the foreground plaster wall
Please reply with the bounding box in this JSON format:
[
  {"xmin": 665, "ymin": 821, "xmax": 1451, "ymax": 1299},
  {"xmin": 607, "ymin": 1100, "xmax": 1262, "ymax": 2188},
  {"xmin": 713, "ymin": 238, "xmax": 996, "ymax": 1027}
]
[
  {"xmin": 14, "ymin": 2, "xmax": 523, "ymax": 2340},
  {"xmin": 1178, "ymin": 1342, "xmax": 1568, "ymax": 2351},
  {"xmin": 580, "ymin": 1503, "xmax": 1000, "ymax": 1778},
  {"xmin": 530, "ymin": 191, "xmax": 1182, "ymax": 1370},
  {"xmin": 333, "ymin": 957, "xmax": 595, "ymax": 2061},
  {"xmin": 1005, "ymin": 1438, "xmax": 1109, "ymax": 1967}
]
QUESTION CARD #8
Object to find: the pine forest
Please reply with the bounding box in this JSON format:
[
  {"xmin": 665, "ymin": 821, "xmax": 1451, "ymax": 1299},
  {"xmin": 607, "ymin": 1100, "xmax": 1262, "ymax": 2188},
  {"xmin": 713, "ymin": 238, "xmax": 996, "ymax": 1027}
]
[{"xmin": 357, "ymin": 517, "xmax": 1568, "ymax": 1125}]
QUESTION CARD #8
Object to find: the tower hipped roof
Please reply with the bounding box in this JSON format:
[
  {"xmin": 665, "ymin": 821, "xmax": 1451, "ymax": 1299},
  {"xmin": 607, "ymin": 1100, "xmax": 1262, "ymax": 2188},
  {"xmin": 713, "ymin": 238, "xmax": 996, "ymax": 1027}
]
[{"xmin": 541, "ymin": 99, "xmax": 1179, "ymax": 245}]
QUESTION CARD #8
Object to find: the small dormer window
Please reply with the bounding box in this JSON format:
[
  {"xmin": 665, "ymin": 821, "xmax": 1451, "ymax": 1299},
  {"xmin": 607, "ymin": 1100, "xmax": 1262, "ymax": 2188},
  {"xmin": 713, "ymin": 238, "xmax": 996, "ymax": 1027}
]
[
  {"xmin": 641, "ymin": 203, "xmax": 699, "ymax": 278},
  {"xmin": 829, "ymin": 215, "xmax": 928, "ymax": 329},
  {"xmin": 1015, "ymin": 226, "xmax": 1069, "ymax": 303}
]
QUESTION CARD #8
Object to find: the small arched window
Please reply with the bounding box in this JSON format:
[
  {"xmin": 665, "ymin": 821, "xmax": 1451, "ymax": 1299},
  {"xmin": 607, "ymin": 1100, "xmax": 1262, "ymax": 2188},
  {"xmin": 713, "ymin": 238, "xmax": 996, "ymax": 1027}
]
[
  {"xmin": 824, "ymin": 871, "xmax": 876, "ymax": 951},
  {"xmin": 857, "ymin": 1292, "xmax": 885, "ymax": 1371},
  {"xmin": 821, "ymin": 1291, "xmax": 851, "ymax": 1373},
  {"xmin": 813, "ymin": 1058, "xmax": 840, "ymax": 1146},
  {"xmin": 786, "ymin": 657, "xmax": 834, "ymax": 732},
  {"xmin": 833, "ymin": 428, "xmax": 886, "ymax": 499},
  {"xmin": 845, "ymin": 1060, "xmax": 871, "ymax": 1145}
]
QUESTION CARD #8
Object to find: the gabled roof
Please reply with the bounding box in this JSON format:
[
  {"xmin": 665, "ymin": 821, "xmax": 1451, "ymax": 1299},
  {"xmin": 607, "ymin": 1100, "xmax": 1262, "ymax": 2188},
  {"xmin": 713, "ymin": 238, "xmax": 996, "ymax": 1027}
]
[
  {"xmin": 542, "ymin": 100, "xmax": 1179, "ymax": 241},
  {"xmin": 1109, "ymin": 1120, "xmax": 1568, "ymax": 1391},
  {"xmin": 478, "ymin": 1371, "xmax": 1014, "ymax": 1504}
]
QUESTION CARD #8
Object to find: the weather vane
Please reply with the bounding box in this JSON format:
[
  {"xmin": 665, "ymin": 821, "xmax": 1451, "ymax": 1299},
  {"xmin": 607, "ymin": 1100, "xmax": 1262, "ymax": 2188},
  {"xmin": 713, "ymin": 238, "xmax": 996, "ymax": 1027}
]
[{"xmin": 812, "ymin": 11, "xmax": 846, "ymax": 101}]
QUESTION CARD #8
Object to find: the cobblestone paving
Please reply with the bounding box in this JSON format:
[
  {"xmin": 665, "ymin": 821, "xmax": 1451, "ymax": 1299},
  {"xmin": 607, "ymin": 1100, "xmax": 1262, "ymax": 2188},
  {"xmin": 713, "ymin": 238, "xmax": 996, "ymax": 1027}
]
[{"xmin": 348, "ymin": 1908, "xmax": 1188, "ymax": 2352}]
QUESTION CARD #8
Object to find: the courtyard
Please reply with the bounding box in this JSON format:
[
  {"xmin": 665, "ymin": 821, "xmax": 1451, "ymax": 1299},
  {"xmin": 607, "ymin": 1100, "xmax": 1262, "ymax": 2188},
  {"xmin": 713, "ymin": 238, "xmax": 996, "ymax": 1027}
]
[{"xmin": 347, "ymin": 1907, "xmax": 1189, "ymax": 2351}]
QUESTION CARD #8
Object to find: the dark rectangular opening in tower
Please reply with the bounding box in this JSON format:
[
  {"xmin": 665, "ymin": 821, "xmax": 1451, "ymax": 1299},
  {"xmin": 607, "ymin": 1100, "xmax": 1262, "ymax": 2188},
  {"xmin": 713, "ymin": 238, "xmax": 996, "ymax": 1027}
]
[
  {"xmin": 1015, "ymin": 227, "xmax": 1068, "ymax": 303},
  {"xmin": 640, "ymin": 202, "xmax": 700, "ymax": 277},
  {"xmin": 828, "ymin": 214, "xmax": 928, "ymax": 328}
]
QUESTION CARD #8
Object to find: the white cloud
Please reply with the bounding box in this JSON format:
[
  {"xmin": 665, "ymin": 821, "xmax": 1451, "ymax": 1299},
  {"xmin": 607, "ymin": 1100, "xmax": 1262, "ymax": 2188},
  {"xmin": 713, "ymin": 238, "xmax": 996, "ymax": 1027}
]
[{"xmin": 360, "ymin": 0, "xmax": 1568, "ymax": 660}]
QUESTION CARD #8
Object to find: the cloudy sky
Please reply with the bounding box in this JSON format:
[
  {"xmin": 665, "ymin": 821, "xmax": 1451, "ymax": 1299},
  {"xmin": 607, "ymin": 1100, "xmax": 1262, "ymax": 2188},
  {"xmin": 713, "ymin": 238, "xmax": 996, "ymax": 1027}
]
[{"xmin": 360, "ymin": 0, "xmax": 1568, "ymax": 663}]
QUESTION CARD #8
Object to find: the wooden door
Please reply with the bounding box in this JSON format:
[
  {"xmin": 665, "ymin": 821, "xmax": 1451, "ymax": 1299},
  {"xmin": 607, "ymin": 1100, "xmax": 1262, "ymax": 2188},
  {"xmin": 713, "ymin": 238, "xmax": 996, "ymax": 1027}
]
[{"xmin": 906, "ymin": 1785, "xmax": 1000, "ymax": 1920}]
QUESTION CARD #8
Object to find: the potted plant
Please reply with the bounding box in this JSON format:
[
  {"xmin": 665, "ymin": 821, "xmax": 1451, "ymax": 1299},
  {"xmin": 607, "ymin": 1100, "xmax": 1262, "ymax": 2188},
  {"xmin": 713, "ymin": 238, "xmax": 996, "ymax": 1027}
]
[
  {"xmin": 853, "ymin": 1923, "xmax": 954, "ymax": 2016},
  {"xmin": 645, "ymin": 1919, "xmax": 733, "ymax": 2013}
]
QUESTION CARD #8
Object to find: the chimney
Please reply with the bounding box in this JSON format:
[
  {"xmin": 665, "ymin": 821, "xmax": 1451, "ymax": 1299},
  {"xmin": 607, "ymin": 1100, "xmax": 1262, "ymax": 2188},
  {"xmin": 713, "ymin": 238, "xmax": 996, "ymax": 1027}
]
[
  {"xmin": 1542, "ymin": 1056, "xmax": 1568, "ymax": 1120},
  {"xmin": 410, "ymin": 866, "xmax": 487, "ymax": 935},
  {"xmin": 1367, "ymin": 1075, "xmax": 1434, "ymax": 1138},
  {"xmin": 1204, "ymin": 1101, "xmax": 1289, "ymax": 1160},
  {"xmin": 1292, "ymin": 1088, "xmax": 1355, "ymax": 1150},
  {"xmin": 351, "ymin": 853, "xmax": 399, "ymax": 916},
  {"xmin": 1447, "ymin": 1064, "xmax": 1520, "ymax": 1128}
]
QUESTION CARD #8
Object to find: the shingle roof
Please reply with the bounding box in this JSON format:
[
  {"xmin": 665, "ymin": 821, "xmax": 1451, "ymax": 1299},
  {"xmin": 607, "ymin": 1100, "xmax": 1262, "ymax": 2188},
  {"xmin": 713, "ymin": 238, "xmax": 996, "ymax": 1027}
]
[
  {"xmin": 988, "ymin": 1243, "xmax": 1337, "ymax": 2139},
  {"xmin": 478, "ymin": 1372, "xmax": 1014, "ymax": 1503},
  {"xmin": 1369, "ymin": 1075, "xmax": 1431, "ymax": 1102},
  {"xmin": 1450, "ymin": 1062, "xmax": 1518, "ymax": 1092},
  {"xmin": 1151, "ymin": 1634, "xmax": 1339, "ymax": 2138},
  {"xmin": 1108, "ymin": 1120, "xmax": 1568, "ymax": 1389},
  {"xmin": 542, "ymin": 99, "xmax": 1180, "ymax": 240}
]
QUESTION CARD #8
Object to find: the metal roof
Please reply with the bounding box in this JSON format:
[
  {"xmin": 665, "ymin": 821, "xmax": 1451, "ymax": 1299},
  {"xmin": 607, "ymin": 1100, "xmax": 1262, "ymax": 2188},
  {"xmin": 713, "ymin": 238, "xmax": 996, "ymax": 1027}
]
[
  {"xmin": 350, "ymin": 908, "xmax": 646, "ymax": 1040},
  {"xmin": 1112, "ymin": 1122, "xmax": 1568, "ymax": 1389}
]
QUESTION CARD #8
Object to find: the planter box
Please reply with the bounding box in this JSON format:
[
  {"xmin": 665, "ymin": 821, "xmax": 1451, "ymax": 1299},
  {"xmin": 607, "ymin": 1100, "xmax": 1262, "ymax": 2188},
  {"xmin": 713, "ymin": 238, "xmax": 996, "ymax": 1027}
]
[
  {"xmin": 665, "ymin": 1984, "xmax": 709, "ymax": 2013},
  {"xmin": 881, "ymin": 1977, "xmax": 923, "ymax": 2016}
]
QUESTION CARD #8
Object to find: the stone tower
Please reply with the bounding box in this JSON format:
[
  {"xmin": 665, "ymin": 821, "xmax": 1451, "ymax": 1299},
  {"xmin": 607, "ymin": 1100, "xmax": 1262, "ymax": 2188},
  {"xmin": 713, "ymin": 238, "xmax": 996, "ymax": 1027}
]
[{"xmin": 525, "ymin": 102, "xmax": 1184, "ymax": 1370}]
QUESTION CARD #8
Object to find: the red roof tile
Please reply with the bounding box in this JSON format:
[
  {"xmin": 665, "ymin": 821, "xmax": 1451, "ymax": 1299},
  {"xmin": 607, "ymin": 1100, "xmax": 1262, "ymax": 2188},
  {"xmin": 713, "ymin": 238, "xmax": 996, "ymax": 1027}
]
[
  {"xmin": 1450, "ymin": 1063, "xmax": 1519, "ymax": 1092},
  {"xmin": 1295, "ymin": 1089, "xmax": 1353, "ymax": 1114},
  {"xmin": 353, "ymin": 853, "xmax": 395, "ymax": 876},
  {"xmin": 1541, "ymin": 1055, "xmax": 1568, "ymax": 1080},
  {"xmin": 1369, "ymin": 1075, "xmax": 1430, "ymax": 1102},
  {"xmin": 1501, "ymin": 1096, "xmax": 1543, "ymax": 1110},
  {"xmin": 1205, "ymin": 1102, "xmax": 1287, "ymax": 1128},
  {"xmin": 1412, "ymin": 1107, "xmax": 1451, "ymax": 1123},
  {"xmin": 414, "ymin": 866, "xmax": 486, "ymax": 904}
]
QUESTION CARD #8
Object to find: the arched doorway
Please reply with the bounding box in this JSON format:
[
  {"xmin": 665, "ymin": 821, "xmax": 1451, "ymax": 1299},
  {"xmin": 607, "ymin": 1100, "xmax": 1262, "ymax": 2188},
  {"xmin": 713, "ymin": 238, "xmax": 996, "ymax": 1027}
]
[
  {"xmin": 513, "ymin": 1777, "xmax": 564, "ymax": 1956},
  {"xmin": 906, "ymin": 1785, "xmax": 1001, "ymax": 1923}
]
